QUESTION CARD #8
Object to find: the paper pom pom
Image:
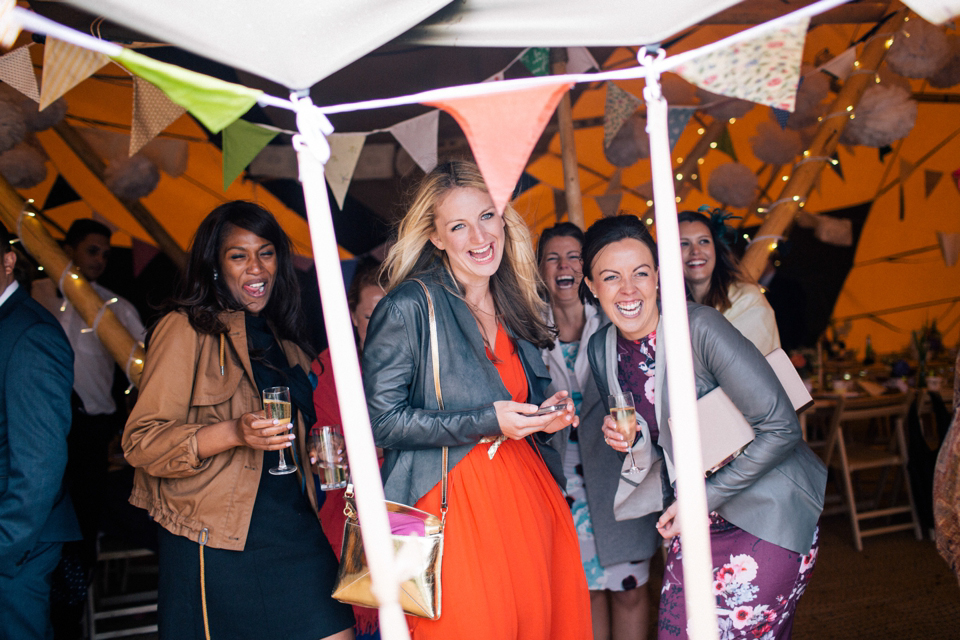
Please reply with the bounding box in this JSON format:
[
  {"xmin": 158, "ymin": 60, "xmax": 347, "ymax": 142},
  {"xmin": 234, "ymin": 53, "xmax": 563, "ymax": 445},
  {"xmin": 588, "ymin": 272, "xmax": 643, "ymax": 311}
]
[
  {"xmin": 0, "ymin": 100, "xmax": 27, "ymax": 154},
  {"xmin": 0, "ymin": 142, "xmax": 47, "ymax": 188},
  {"xmin": 105, "ymin": 154, "xmax": 160, "ymax": 201},
  {"xmin": 697, "ymin": 88, "xmax": 754, "ymax": 121},
  {"xmin": 840, "ymin": 84, "xmax": 917, "ymax": 147},
  {"xmin": 20, "ymin": 97, "xmax": 67, "ymax": 132},
  {"xmin": 750, "ymin": 121, "xmax": 804, "ymax": 165},
  {"xmin": 814, "ymin": 215, "xmax": 853, "ymax": 246},
  {"xmin": 787, "ymin": 71, "xmax": 830, "ymax": 130},
  {"xmin": 708, "ymin": 162, "xmax": 757, "ymax": 208},
  {"xmin": 930, "ymin": 36, "xmax": 960, "ymax": 88},
  {"xmin": 604, "ymin": 113, "xmax": 649, "ymax": 167},
  {"xmin": 887, "ymin": 19, "xmax": 950, "ymax": 78}
]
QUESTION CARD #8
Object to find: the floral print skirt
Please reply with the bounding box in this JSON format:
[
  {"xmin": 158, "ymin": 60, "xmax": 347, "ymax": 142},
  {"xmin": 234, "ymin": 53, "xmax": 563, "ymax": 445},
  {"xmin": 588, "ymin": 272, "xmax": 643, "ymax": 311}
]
[{"xmin": 658, "ymin": 513, "xmax": 819, "ymax": 640}]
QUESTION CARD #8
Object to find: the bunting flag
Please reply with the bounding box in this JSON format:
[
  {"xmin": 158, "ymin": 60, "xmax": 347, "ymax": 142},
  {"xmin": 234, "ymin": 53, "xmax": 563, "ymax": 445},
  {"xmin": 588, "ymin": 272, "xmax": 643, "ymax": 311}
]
[
  {"xmin": 674, "ymin": 17, "xmax": 809, "ymax": 111},
  {"xmin": 427, "ymin": 82, "xmax": 572, "ymax": 215},
  {"xmin": 324, "ymin": 132, "xmax": 367, "ymax": 209},
  {"xmin": 903, "ymin": 0, "xmax": 960, "ymax": 25},
  {"xmin": 389, "ymin": 110, "xmax": 439, "ymax": 174},
  {"xmin": 603, "ymin": 82, "xmax": 642, "ymax": 148},
  {"xmin": 131, "ymin": 236, "xmax": 161, "ymax": 278},
  {"xmin": 42, "ymin": 174, "xmax": 81, "ymax": 210},
  {"xmin": 248, "ymin": 144, "xmax": 300, "ymax": 180},
  {"xmin": 606, "ymin": 168, "xmax": 622, "ymax": 195},
  {"xmin": 566, "ymin": 47, "xmax": 599, "ymax": 74},
  {"xmin": 937, "ymin": 231, "xmax": 959, "ymax": 267},
  {"xmin": 714, "ymin": 125, "xmax": 737, "ymax": 162},
  {"xmin": 925, "ymin": 169, "xmax": 943, "ymax": 197},
  {"xmin": 512, "ymin": 172, "xmax": 539, "ymax": 198},
  {"xmin": 667, "ymin": 106, "xmax": 697, "ymax": 150},
  {"xmin": 900, "ymin": 158, "xmax": 916, "ymax": 185},
  {"xmin": 482, "ymin": 70, "xmax": 505, "ymax": 83},
  {"xmin": 222, "ymin": 119, "xmax": 279, "ymax": 191},
  {"xmin": 130, "ymin": 76, "xmax": 187, "ymax": 156},
  {"xmin": 772, "ymin": 106, "xmax": 790, "ymax": 129},
  {"xmin": 818, "ymin": 46, "xmax": 857, "ymax": 80},
  {"xmin": 0, "ymin": 44, "xmax": 39, "ymax": 102},
  {"xmin": 828, "ymin": 152, "xmax": 844, "ymax": 180},
  {"xmin": 879, "ymin": 145, "xmax": 894, "ymax": 163},
  {"xmin": 952, "ymin": 167, "xmax": 960, "ymax": 192},
  {"xmin": 112, "ymin": 48, "xmax": 262, "ymax": 134},
  {"xmin": 520, "ymin": 48, "xmax": 550, "ymax": 76},
  {"xmin": 40, "ymin": 38, "xmax": 110, "ymax": 109},
  {"xmin": 690, "ymin": 171, "xmax": 703, "ymax": 193},
  {"xmin": 595, "ymin": 193, "xmax": 622, "ymax": 218}
]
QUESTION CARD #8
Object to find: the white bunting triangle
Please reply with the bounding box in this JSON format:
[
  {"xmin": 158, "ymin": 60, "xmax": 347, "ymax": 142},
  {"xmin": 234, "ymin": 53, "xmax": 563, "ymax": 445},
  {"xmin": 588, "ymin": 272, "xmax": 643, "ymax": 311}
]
[
  {"xmin": 40, "ymin": 38, "xmax": 110, "ymax": 109},
  {"xmin": 325, "ymin": 132, "xmax": 367, "ymax": 209},
  {"xmin": 130, "ymin": 77, "xmax": 187, "ymax": 155},
  {"xmin": 0, "ymin": 44, "xmax": 39, "ymax": 102},
  {"xmin": 389, "ymin": 110, "xmax": 439, "ymax": 174},
  {"xmin": 566, "ymin": 47, "xmax": 599, "ymax": 74}
]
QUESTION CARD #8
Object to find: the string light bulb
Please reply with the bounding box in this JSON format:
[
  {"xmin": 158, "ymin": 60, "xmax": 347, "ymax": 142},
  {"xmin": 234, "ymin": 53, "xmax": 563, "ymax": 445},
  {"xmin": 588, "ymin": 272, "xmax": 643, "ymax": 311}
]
[
  {"xmin": 676, "ymin": 173, "xmax": 683, "ymax": 180},
  {"xmin": 710, "ymin": 142, "xmax": 718, "ymax": 149},
  {"xmin": 728, "ymin": 118, "xmax": 736, "ymax": 124},
  {"xmin": 697, "ymin": 128, "xmax": 705, "ymax": 135}
]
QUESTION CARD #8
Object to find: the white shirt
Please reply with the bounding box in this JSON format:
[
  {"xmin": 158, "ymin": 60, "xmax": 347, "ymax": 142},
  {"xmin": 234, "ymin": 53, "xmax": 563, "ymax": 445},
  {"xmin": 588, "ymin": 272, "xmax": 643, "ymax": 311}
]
[
  {"xmin": 0, "ymin": 280, "xmax": 18, "ymax": 308},
  {"xmin": 723, "ymin": 281, "xmax": 781, "ymax": 356},
  {"xmin": 34, "ymin": 279, "xmax": 146, "ymax": 415}
]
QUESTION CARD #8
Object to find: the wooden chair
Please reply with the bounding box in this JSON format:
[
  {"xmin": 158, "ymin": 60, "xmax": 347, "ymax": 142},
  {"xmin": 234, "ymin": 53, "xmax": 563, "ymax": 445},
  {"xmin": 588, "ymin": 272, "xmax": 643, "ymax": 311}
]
[{"xmin": 822, "ymin": 391, "xmax": 923, "ymax": 551}]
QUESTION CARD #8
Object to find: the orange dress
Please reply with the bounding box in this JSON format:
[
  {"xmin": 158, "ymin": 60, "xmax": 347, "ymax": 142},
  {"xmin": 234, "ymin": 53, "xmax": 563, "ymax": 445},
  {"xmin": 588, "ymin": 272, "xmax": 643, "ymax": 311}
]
[{"xmin": 410, "ymin": 325, "xmax": 592, "ymax": 639}]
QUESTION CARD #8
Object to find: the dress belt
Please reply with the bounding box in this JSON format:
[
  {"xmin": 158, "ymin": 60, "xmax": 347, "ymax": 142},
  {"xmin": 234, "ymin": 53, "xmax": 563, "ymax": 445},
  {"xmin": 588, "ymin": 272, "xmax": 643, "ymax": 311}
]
[{"xmin": 478, "ymin": 435, "xmax": 507, "ymax": 459}]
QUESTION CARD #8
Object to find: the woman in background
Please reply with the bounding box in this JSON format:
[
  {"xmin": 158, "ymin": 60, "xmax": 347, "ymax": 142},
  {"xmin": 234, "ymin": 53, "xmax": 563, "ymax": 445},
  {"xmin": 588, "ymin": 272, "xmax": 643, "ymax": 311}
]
[
  {"xmin": 678, "ymin": 208, "xmax": 780, "ymax": 355},
  {"xmin": 538, "ymin": 222, "xmax": 656, "ymax": 640},
  {"xmin": 124, "ymin": 201, "xmax": 354, "ymax": 640},
  {"xmin": 363, "ymin": 160, "xmax": 591, "ymax": 639}
]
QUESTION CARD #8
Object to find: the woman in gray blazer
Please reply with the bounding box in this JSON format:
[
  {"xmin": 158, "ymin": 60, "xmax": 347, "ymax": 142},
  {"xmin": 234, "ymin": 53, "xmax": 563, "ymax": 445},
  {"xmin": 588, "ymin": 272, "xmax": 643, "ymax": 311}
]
[{"xmin": 581, "ymin": 215, "xmax": 826, "ymax": 640}]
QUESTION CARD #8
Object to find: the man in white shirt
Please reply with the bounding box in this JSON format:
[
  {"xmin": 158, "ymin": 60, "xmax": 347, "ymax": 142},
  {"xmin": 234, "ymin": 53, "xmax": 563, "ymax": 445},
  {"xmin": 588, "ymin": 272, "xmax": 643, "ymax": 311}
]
[{"xmin": 33, "ymin": 219, "xmax": 146, "ymax": 639}]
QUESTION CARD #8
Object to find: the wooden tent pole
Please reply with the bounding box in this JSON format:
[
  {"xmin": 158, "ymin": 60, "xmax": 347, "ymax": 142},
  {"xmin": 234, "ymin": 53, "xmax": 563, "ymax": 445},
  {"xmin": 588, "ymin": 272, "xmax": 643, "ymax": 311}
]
[
  {"xmin": 551, "ymin": 49, "xmax": 586, "ymax": 230},
  {"xmin": 51, "ymin": 120, "xmax": 188, "ymax": 271},
  {"xmin": 0, "ymin": 178, "xmax": 145, "ymax": 387},
  {"xmin": 740, "ymin": 7, "xmax": 909, "ymax": 280}
]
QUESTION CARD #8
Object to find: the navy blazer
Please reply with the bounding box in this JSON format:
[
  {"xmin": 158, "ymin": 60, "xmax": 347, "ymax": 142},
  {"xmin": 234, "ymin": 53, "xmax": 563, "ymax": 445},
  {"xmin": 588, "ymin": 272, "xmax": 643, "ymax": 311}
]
[{"xmin": 0, "ymin": 284, "xmax": 79, "ymax": 577}]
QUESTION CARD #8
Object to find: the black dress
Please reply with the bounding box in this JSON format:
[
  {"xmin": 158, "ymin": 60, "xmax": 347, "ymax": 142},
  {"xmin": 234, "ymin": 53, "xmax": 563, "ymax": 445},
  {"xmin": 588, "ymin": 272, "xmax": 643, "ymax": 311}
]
[{"xmin": 156, "ymin": 314, "xmax": 354, "ymax": 639}]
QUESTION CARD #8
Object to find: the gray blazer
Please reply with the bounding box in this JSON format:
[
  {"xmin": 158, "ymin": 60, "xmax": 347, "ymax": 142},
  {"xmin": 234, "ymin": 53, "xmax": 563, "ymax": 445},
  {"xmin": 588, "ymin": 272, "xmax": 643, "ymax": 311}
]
[
  {"xmin": 363, "ymin": 267, "xmax": 563, "ymax": 507},
  {"xmin": 588, "ymin": 302, "xmax": 826, "ymax": 555}
]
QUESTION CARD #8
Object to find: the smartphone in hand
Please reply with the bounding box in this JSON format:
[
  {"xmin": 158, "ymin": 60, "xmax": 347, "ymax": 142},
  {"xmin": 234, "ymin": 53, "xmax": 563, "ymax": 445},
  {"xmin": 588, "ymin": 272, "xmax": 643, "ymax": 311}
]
[{"xmin": 526, "ymin": 404, "xmax": 569, "ymax": 417}]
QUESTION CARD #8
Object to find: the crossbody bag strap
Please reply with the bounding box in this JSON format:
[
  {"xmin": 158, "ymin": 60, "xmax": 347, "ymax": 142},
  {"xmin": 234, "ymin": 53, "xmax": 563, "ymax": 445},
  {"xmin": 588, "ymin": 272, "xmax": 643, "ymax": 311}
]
[{"xmin": 412, "ymin": 279, "xmax": 449, "ymax": 516}]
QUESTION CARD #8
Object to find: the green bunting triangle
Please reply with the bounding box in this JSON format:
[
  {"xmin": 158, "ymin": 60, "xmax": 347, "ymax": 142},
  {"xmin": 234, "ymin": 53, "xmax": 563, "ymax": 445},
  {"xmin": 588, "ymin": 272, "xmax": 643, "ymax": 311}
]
[
  {"xmin": 521, "ymin": 48, "xmax": 551, "ymax": 77},
  {"xmin": 112, "ymin": 49, "xmax": 262, "ymax": 134},
  {"xmin": 222, "ymin": 120, "xmax": 279, "ymax": 191},
  {"xmin": 715, "ymin": 126, "xmax": 737, "ymax": 162}
]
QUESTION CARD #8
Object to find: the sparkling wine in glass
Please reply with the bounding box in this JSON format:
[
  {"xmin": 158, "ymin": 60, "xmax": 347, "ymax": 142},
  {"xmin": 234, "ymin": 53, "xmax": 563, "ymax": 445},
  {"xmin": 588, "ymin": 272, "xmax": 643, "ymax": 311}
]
[
  {"xmin": 263, "ymin": 386, "xmax": 296, "ymax": 476},
  {"xmin": 609, "ymin": 391, "xmax": 641, "ymax": 476}
]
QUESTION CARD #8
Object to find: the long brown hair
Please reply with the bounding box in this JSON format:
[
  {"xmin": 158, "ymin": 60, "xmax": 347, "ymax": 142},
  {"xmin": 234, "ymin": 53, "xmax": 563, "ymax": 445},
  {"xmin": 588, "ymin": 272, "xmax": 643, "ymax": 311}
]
[
  {"xmin": 383, "ymin": 160, "xmax": 554, "ymax": 350},
  {"xmin": 677, "ymin": 209, "xmax": 749, "ymax": 313}
]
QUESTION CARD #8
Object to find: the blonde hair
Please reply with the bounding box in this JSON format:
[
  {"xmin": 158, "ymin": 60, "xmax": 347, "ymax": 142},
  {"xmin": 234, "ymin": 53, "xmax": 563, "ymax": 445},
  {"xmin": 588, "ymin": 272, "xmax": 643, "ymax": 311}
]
[{"xmin": 383, "ymin": 160, "xmax": 554, "ymax": 350}]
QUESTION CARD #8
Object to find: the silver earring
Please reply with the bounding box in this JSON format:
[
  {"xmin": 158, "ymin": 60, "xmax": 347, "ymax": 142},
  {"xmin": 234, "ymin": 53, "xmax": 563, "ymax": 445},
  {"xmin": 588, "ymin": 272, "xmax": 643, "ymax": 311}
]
[{"xmin": 213, "ymin": 269, "xmax": 219, "ymax": 281}]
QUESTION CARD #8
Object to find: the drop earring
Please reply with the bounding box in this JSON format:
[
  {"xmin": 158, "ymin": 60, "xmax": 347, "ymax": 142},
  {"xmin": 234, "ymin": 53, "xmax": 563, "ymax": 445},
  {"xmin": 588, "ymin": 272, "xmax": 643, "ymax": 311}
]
[{"xmin": 213, "ymin": 269, "xmax": 219, "ymax": 281}]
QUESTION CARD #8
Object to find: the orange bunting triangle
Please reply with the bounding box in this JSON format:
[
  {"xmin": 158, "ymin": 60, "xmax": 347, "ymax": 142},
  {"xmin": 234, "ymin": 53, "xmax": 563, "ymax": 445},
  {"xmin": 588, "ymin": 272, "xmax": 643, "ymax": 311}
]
[{"xmin": 427, "ymin": 82, "xmax": 571, "ymax": 214}]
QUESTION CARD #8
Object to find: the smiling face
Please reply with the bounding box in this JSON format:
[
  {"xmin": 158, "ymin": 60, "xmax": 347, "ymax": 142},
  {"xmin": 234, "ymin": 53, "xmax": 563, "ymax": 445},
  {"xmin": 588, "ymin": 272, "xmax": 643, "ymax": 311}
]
[
  {"xmin": 351, "ymin": 284, "xmax": 385, "ymax": 349},
  {"xmin": 679, "ymin": 219, "xmax": 716, "ymax": 291},
  {"xmin": 585, "ymin": 238, "xmax": 659, "ymax": 341},
  {"xmin": 219, "ymin": 224, "xmax": 277, "ymax": 316},
  {"xmin": 539, "ymin": 235, "xmax": 583, "ymax": 305},
  {"xmin": 429, "ymin": 186, "xmax": 505, "ymax": 288}
]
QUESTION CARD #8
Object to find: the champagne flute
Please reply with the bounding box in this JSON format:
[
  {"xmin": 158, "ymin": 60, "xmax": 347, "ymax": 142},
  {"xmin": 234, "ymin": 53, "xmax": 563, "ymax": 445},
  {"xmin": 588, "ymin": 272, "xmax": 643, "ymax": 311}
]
[
  {"xmin": 263, "ymin": 386, "xmax": 296, "ymax": 476},
  {"xmin": 609, "ymin": 391, "xmax": 641, "ymax": 476}
]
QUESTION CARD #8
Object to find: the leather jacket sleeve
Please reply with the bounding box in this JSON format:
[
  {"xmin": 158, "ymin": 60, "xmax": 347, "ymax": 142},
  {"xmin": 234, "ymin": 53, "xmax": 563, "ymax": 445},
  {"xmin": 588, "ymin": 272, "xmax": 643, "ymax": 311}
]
[
  {"xmin": 363, "ymin": 293, "xmax": 502, "ymax": 450},
  {"xmin": 123, "ymin": 312, "xmax": 213, "ymax": 478},
  {"xmin": 692, "ymin": 306, "xmax": 802, "ymax": 512}
]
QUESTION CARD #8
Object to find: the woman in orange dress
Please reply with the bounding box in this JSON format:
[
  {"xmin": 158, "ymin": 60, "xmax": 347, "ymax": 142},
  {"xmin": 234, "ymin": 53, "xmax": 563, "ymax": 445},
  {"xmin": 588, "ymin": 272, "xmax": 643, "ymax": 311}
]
[{"xmin": 362, "ymin": 160, "xmax": 592, "ymax": 639}]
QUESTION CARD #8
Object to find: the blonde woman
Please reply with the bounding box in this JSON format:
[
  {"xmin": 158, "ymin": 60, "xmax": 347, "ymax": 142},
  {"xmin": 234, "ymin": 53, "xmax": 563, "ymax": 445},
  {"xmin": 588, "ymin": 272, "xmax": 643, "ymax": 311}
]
[{"xmin": 362, "ymin": 160, "xmax": 592, "ymax": 639}]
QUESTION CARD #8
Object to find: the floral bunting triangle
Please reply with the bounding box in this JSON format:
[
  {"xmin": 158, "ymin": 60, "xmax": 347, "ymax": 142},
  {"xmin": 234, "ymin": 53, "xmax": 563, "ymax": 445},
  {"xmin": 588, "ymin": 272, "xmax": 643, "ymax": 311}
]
[
  {"xmin": 130, "ymin": 76, "xmax": 187, "ymax": 156},
  {"xmin": 667, "ymin": 106, "xmax": 697, "ymax": 150},
  {"xmin": 389, "ymin": 110, "xmax": 439, "ymax": 174},
  {"xmin": 0, "ymin": 44, "xmax": 39, "ymax": 102},
  {"xmin": 603, "ymin": 82, "xmax": 642, "ymax": 148},
  {"xmin": 40, "ymin": 38, "xmax": 110, "ymax": 109},
  {"xmin": 222, "ymin": 119, "xmax": 279, "ymax": 191},
  {"xmin": 925, "ymin": 169, "xmax": 943, "ymax": 197},
  {"xmin": 427, "ymin": 82, "xmax": 572, "ymax": 215},
  {"xmin": 112, "ymin": 48, "xmax": 262, "ymax": 134},
  {"xmin": 674, "ymin": 17, "xmax": 810, "ymax": 111},
  {"xmin": 325, "ymin": 132, "xmax": 367, "ymax": 209}
]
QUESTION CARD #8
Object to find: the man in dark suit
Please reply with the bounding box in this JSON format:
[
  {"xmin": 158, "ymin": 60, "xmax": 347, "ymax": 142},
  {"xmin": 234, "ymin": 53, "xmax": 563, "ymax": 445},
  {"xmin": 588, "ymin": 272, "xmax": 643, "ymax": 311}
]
[{"xmin": 0, "ymin": 223, "xmax": 79, "ymax": 640}]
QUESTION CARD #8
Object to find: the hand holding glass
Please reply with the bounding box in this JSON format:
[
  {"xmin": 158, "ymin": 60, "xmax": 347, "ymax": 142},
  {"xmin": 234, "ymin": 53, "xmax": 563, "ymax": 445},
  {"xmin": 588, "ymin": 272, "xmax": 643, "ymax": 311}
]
[
  {"xmin": 609, "ymin": 391, "xmax": 641, "ymax": 476},
  {"xmin": 309, "ymin": 426, "xmax": 349, "ymax": 491},
  {"xmin": 263, "ymin": 386, "xmax": 296, "ymax": 476}
]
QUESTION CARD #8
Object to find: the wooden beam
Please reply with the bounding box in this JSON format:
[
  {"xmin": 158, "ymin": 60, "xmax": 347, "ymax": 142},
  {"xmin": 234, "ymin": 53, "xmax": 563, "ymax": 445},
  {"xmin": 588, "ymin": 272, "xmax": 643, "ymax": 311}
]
[{"xmin": 551, "ymin": 49, "xmax": 586, "ymax": 230}]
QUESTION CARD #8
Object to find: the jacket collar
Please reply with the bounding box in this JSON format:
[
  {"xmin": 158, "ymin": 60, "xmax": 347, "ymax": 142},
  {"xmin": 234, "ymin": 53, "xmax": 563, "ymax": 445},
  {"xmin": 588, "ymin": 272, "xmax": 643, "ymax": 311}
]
[{"xmin": 0, "ymin": 282, "xmax": 25, "ymax": 321}]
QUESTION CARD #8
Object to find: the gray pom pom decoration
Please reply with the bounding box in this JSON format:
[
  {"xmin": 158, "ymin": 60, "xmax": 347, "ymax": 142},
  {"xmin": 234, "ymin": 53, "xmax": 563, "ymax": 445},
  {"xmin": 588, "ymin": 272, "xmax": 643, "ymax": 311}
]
[
  {"xmin": 603, "ymin": 113, "xmax": 649, "ymax": 167},
  {"xmin": 0, "ymin": 100, "xmax": 28, "ymax": 154},
  {"xmin": 887, "ymin": 18, "xmax": 950, "ymax": 79},
  {"xmin": 696, "ymin": 88, "xmax": 754, "ymax": 121},
  {"xmin": 104, "ymin": 154, "xmax": 160, "ymax": 201},
  {"xmin": 21, "ymin": 97, "xmax": 68, "ymax": 132},
  {"xmin": 840, "ymin": 84, "xmax": 917, "ymax": 147},
  {"xmin": 750, "ymin": 121, "xmax": 804, "ymax": 165},
  {"xmin": 787, "ymin": 71, "xmax": 830, "ymax": 130},
  {"xmin": 930, "ymin": 35, "xmax": 960, "ymax": 88},
  {"xmin": 0, "ymin": 142, "xmax": 48, "ymax": 188},
  {"xmin": 708, "ymin": 162, "xmax": 757, "ymax": 208}
]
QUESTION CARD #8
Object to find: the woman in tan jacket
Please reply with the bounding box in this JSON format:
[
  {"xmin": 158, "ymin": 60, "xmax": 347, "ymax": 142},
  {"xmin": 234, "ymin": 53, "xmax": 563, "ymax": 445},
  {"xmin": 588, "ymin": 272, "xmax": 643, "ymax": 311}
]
[{"xmin": 123, "ymin": 201, "xmax": 354, "ymax": 640}]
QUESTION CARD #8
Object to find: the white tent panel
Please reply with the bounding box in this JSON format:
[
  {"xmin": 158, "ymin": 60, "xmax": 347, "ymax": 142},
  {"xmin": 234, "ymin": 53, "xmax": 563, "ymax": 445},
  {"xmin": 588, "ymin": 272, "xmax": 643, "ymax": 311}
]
[{"xmin": 63, "ymin": 0, "xmax": 454, "ymax": 89}]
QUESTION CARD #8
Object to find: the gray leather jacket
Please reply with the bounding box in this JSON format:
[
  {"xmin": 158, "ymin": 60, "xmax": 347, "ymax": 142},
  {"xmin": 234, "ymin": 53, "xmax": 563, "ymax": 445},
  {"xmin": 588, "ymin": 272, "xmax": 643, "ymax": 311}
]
[
  {"xmin": 362, "ymin": 267, "xmax": 564, "ymax": 507},
  {"xmin": 588, "ymin": 302, "xmax": 826, "ymax": 555}
]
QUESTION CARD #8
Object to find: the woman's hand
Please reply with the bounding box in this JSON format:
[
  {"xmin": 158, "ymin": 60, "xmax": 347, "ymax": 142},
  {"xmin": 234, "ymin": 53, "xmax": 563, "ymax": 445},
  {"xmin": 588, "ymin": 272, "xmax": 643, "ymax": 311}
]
[
  {"xmin": 539, "ymin": 391, "xmax": 579, "ymax": 434},
  {"xmin": 234, "ymin": 411, "xmax": 295, "ymax": 451},
  {"xmin": 494, "ymin": 392, "xmax": 576, "ymax": 440},
  {"xmin": 601, "ymin": 415, "xmax": 630, "ymax": 452},
  {"xmin": 656, "ymin": 501, "xmax": 680, "ymax": 539}
]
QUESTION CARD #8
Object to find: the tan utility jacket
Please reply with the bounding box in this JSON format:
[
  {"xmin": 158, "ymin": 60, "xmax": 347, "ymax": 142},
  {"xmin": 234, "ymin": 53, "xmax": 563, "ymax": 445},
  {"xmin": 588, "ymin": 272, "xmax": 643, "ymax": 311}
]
[{"xmin": 123, "ymin": 310, "xmax": 318, "ymax": 550}]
